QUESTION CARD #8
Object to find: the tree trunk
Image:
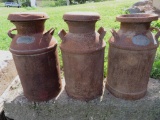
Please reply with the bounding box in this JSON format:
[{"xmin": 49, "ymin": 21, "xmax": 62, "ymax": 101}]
[
  {"xmin": 66, "ymin": 0, "xmax": 70, "ymax": 6},
  {"xmin": 30, "ymin": 0, "xmax": 36, "ymax": 7}
]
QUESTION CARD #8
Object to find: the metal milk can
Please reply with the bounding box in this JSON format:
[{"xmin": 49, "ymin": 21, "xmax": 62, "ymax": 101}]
[
  {"xmin": 8, "ymin": 12, "xmax": 62, "ymax": 102},
  {"xmin": 59, "ymin": 12, "xmax": 106, "ymax": 101},
  {"xmin": 106, "ymin": 14, "xmax": 160, "ymax": 100}
]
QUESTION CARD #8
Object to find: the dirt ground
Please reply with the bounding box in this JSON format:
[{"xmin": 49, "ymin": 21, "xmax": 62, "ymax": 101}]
[
  {"xmin": 0, "ymin": 50, "xmax": 17, "ymax": 96},
  {"xmin": 0, "ymin": 60, "xmax": 17, "ymax": 96}
]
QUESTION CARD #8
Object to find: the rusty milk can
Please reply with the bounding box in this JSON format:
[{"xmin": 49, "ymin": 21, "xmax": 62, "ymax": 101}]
[
  {"xmin": 106, "ymin": 14, "xmax": 160, "ymax": 100},
  {"xmin": 59, "ymin": 12, "xmax": 106, "ymax": 101},
  {"xmin": 8, "ymin": 12, "xmax": 62, "ymax": 102}
]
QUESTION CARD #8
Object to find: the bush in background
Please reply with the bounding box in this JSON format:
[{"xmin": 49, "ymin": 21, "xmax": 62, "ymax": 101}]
[
  {"xmin": 150, "ymin": 20, "xmax": 160, "ymax": 79},
  {"xmin": 38, "ymin": 1, "xmax": 55, "ymax": 7},
  {"xmin": 94, "ymin": 0, "xmax": 112, "ymax": 2},
  {"xmin": 22, "ymin": 1, "xmax": 31, "ymax": 7},
  {"xmin": 55, "ymin": 0, "xmax": 66, "ymax": 6}
]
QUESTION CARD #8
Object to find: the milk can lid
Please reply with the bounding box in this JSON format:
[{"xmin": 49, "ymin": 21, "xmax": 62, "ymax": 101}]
[
  {"xmin": 63, "ymin": 12, "xmax": 100, "ymax": 21},
  {"xmin": 8, "ymin": 12, "xmax": 49, "ymax": 21},
  {"xmin": 116, "ymin": 14, "xmax": 158, "ymax": 23}
]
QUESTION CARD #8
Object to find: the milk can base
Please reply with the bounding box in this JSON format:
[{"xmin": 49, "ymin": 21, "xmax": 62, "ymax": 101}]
[
  {"xmin": 65, "ymin": 88, "xmax": 102, "ymax": 101},
  {"xmin": 106, "ymin": 82, "xmax": 147, "ymax": 100},
  {"xmin": 24, "ymin": 90, "xmax": 60, "ymax": 102}
]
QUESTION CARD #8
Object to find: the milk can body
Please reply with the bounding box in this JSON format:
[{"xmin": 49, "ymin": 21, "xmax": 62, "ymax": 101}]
[
  {"xmin": 59, "ymin": 12, "xmax": 106, "ymax": 101},
  {"xmin": 8, "ymin": 12, "xmax": 62, "ymax": 102},
  {"xmin": 106, "ymin": 14, "xmax": 160, "ymax": 100}
]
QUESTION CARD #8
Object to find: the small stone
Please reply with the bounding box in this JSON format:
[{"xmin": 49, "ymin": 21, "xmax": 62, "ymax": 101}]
[{"xmin": 126, "ymin": 7, "xmax": 142, "ymax": 14}]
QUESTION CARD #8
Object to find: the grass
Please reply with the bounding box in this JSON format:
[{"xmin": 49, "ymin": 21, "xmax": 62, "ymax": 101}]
[
  {"xmin": 1, "ymin": 0, "xmax": 160, "ymax": 79},
  {"xmin": 151, "ymin": 20, "xmax": 160, "ymax": 79}
]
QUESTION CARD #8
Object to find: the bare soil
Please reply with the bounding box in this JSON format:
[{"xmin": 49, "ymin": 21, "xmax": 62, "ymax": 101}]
[
  {"xmin": 0, "ymin": 60, "xmax": 17, "ymax": 96},
  {"xmin": 0, "ymin": 51, "xmax": 17, "ymax": 96}
]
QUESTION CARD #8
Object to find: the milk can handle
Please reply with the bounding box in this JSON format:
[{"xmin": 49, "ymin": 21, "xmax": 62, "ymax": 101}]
[
  {"xmin": 98, "ymin": 27, "xmax": 106, "ymax": 41},
  {"xmin": 8, "ymin": 28, "xmax": 16, "ymax": 38},
  {"xmin": 150, "ymin": 27, "xmax": 160, "ymax": 41},
  {"xmin": 110, "ymin": 29, "xmax": 120, "ymax": 41},
  {"xmin": 45, "ymin": 28, "xmax": 55, "ymax": 35},
  {"xmin": 58, "ymin": 29, "xmax": 67, "ymax": 41}
]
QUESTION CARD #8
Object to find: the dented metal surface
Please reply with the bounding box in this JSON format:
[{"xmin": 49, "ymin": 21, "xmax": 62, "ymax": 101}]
[
  {"xmin": 59, "ymin": 12, "xmax": 106, "ymax": 101},
  {"xmin": 8, "ymin": 12, "xmax": 62, "ymax": 102},
  {"xmin": 106, "ymin": 14, "xmax": 160, "ymax": 100}
]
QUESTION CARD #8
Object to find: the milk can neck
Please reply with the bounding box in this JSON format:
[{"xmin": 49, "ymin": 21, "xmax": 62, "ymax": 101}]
[
  {"xmin": 66, "ymin": 21, "xmax": 96, "ymax": 33},
  {"xmin": 120, "ymin": 22, "xmax": 151, "ymax": 33},
  {"xmin": 12, "ymin": 20, "xmax": 45, "ymax": 35}
]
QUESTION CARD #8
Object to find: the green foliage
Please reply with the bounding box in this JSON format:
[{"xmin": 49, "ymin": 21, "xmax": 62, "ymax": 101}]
[
  {"xmin": 55, "ymin": 0, "xmax": 66, "ymax": 6},
  {"xmin": 22, "ymin": 1, "xmax": 31, "ymax": 7},
  {"xmin": 94, "ymin": 0, "xmax": 112, "ymax": 2},
  {"xmin": 151, "ymin": 60, "xmax": 160, "ymax": 79},
  {"xmin": 54, "ymin": 0, "xmax": 110, "ymax": 5},
  {"xmin": 74, "ymin": 0, "xmax": 86, "ymax": 4},
  {"xmin": 94, "ymin": 0, "xmax": 102, "ymax": 2},
  {"xmin": 150, "ymin": 20, "xmax": 160, "ymax": 79},
  {"xmin": 124, "ymin": 9, "xmax": 130, "ymax": 14},
  {"xmin": 74, "ymin": 0, "xmax": 111, "ymax": 4},
  {"xmin": 151, "ymin": 46, "xmax": 160, "ymax": 79},
  {"xmin": 24, "ymin": 6, "xmax": 37, "ymax": 10},
  {"xmin": 152, "ymin": 19, "xmax": 160, "ymax": 28},
  {"xmin": 39, "ymin": 1, "xmax": 56, "ymax": 7}
]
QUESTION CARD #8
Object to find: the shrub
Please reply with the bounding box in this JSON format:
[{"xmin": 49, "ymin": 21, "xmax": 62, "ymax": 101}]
[
  {"xmin": 150, "ymin": 20, "xmax": 160, "ymax": 79},
  {"xmin": 40, "ymin": 1, "xmax": 56, "ymax": 7},
  {"xmin": 22, "ymin": 1, "xmax": 31, "ymax": 7},
  {"xmin": 94, "ymin": 0, "xmax": 111, "ymax": 2},
  {"xmin": 152, "ymin": 19, "xmax": 160, "ymax": 28},
  {"xmin": 151, "ymin": 59, "xmax": 160, "ymax": 79},
  {"xmin": 55, "ymin": 0, "xmax": 66, "ymax": 6}
]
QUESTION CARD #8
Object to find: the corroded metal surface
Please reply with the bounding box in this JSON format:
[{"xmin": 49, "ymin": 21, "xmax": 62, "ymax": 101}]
[
  {"xmin": 116, "ymin": 14, "xmax": 158, "ymax": 23},
  {"xmin": 59, "ymin": 12, "xmax": 106, "ymax": 101},
  {"xmin": 106, "ymin": 13, "xmax": 160, "ymax": 100},
  {"xmin": 8, "ymin": 12, "xmax": 62, "ymax": 102},
  {"xmin": 8, "ymin": 12, "xmax": 49, "ymax": 21}
]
